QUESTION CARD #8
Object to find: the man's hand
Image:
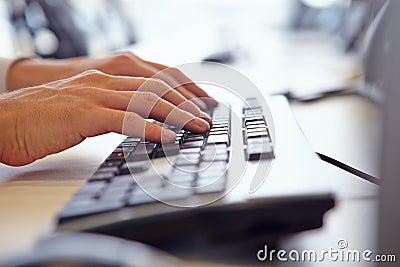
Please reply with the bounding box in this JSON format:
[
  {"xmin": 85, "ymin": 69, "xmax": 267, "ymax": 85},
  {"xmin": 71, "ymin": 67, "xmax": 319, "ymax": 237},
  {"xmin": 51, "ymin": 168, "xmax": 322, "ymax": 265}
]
[
  {"xmin": 6, "ymin": 53, "xmax": 218, "ymax": 110},
  {"xmin": 0, "ymin": 70, "xmax": 210, "ymax": 166}
]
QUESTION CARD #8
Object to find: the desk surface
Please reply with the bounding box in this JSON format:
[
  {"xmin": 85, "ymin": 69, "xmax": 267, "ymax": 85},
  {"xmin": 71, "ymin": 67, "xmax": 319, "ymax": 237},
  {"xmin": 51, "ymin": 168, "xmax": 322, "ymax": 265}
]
[{"xmin": 0, "ymin": 97, "xmax": 380, "ymax": 266}]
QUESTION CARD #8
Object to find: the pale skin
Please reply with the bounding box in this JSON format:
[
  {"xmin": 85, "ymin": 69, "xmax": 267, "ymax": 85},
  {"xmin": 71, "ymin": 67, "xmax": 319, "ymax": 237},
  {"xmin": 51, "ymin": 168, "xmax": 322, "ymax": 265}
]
[{"xmin": 0, "ymin": 53, "xmax": 218, "ymax": 167}]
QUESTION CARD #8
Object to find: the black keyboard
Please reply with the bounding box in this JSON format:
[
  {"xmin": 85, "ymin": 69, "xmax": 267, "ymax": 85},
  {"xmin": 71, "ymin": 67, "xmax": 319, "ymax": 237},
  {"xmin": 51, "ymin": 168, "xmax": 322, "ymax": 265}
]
[{"xmin": 58, "ymin": 99, "xmax": 274, "ymax": 222}]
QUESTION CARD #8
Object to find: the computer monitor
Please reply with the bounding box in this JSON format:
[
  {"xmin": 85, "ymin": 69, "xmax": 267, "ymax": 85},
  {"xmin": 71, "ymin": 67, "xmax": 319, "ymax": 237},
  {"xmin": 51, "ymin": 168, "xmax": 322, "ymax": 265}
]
[
  {"xmin": 360, "ymin": 0, "xmax": 389, "ymax": 103},
  {"xmin": 372, "ymin": 0, "xmax": 400, "ymax": 264}
]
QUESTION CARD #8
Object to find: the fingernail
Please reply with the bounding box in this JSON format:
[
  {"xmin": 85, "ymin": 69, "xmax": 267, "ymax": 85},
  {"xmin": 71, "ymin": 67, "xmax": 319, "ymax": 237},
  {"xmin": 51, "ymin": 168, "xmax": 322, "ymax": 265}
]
[
  {"xmin": 192, "ymin": 98, "xmax": 208, "ymax": 111},
  {"xmin": 205, "ymin": 97, "xmax": 218, "ymax": 107},
  {"xmin": 192, "ymin": 118, "xmax": 210, "ymax": 133},
  {"xmin": 161, "ymin": 129, "xmax": 176, "ymax": 143},
  {"xmin": 200, "ymin": 111, "xmax": 212, "ymax": 125}
]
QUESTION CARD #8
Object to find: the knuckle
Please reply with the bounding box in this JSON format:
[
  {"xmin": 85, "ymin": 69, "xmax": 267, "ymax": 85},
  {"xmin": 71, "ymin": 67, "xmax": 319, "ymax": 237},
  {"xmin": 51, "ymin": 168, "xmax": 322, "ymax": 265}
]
[
  {"xmin": 80, "ymin": 69, "xmax": 107, "ymax": 80},
  {"xmin": 75, "ymin": 86, "xmax": 96, "ymax": 96},
  {"xmin": 167, "ymin": 67, "xmax": 183, "ymax": 77},
  {"xmin": 76, "ymin": 99, "xmax": 96, "ymax": 112},
  {"xmin": 67, "ymin": 97, "xmax": 97, "ymax": 115},
  {"xmin": 140, "ymin": 91, "xmax": 159, "ymax": 103},
  {"xmin": 114, "ymin": 52, "xmax": 139, "ymax": 62},
  {"xmin": 148, "ymin": 78, "xmax": 169, "ymax": 89}
]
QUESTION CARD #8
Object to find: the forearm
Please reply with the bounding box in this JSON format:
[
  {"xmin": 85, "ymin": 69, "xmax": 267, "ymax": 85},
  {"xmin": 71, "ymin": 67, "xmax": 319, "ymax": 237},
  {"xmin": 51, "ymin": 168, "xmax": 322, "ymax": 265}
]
[{"xmin": 6, "ymin": 58, "xmax": 77, "ymax": 91}]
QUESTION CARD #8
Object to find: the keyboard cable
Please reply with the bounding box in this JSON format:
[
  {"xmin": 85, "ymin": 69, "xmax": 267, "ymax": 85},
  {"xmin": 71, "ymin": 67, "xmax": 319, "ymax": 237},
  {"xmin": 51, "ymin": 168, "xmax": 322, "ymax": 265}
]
[{"xmin": 316, "ymin": 152, "xmax": 380, "ymax": 185}]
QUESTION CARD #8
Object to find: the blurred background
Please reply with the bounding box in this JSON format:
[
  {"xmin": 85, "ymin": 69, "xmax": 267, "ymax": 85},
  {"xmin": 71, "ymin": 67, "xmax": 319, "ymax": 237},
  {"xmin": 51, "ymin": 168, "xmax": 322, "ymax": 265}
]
[{"xmin": 0, "ymin": 0, "xmax": 386, "ymax": 96}]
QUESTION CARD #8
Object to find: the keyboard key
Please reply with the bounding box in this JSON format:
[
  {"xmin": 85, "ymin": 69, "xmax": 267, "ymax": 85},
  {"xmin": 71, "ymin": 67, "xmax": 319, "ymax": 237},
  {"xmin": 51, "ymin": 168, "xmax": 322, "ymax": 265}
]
[
  {"xmin": 243, "ymin": 106, "xmax": 263, "ymax": 114},
  {"xmin": 198, "ymin": 169, "xmax": 226, "ymax": 181},
  {"xmin": 153, "ymin": 144, "xmax": 180, "ymax": 158},
  {"xmin": 202, "ymin": 152, "xmax": 229, "ymax": 162},
  {"xmin": 244, "ymin": 116, "xmax": 265, "ymax": 125},
  {"xmin": 245, "ymin": 121, "xmax": 266, "ymax": 127},
  {"xmin": 133, "ymin": 173, "xmax": 163, "ymax": 189},
  {"xmin": 166, "ymin": 173, "xmax": 195, "ymax": 187},
  {"xmin": 199, "ymin": 160, "xmax": 228, "ymax": 170},
  {"xmin": 174, "ymin": 153, "xmax": 201, "ymax": 166},
  {"xmin": 128, "ymin": 185, "xmax": 193, "ymax": 206},
  {"xmin": 180, "ymin": 140, "xmax": 204, "ymax": 149},
  {"xmin": 112, "ymin": 147, "xmax": 127, "ymax": 154},
  {"xmin": 89, "ymin": 171, "xmax": 115, "ymax": 182},
  {"xmin": 60, "ymin": 200, "xmax": 123, "ymax": 219},
  {"xmin": 107, "ymin": 152, "xmax": 126, "ymax": 161},
  {"xmin": 244, "ymin": 98, "xmax": 261, "ymax": 108},
  {"xmin": 184, "ymin": 136, "xmax": 205, "ymax": 142},
  {"xmin": 101, "ymin": 161, "xmax": 123, "ymax": 168},
  {"xmin": 246, "ymin": 127, "xmax": 268, "ymax": 134},
  {"xmin": 209, "ymin": 129, "xmax": 229, "ymax": 135},
  {"xmin": 96, "ymin": 166, "xmax": 119, "ymax": 174},
  {"xmin": 247, "ymin": 137, "xmax": 271, "ymax": 145},
  {"xmin": 198, "ymin": 161, "xmax": 228, "ymax": 180},
  {"xmin": 246, "ymin": 124, "xmax": 267, "ymax": 130},
  {"xmin": 154, "ymin": 184, "xmax": 193, "ymax": 201},
  {"xmin": 110, "ymin": 175, "xmax": 136, "ymax": 187},
  {"xmin": 76, "ymin": 181, "xmax": 106, "ymax": 196},
  {"xmin": 120, "ymin": 161, "xmax": 150, "ymax": 174},
  {"xmin": 170, "ymin": 166, "xmax": 198, "ymax": 176},
  {"xmin": 207, "ymin": 134, "xmax": 229, "ymax": 145},
  {"xmin": 180, "ymin": 147, "xmax": 201, "ymax": 154},
  {"xmin": 195, "ymin": 177, "xmax": 226, "ymax": 194},
  {"xmin": 120, "ymin": 142, "xmax": 139, "ymax": 148},
  {"xmin": 126, "ymin": 143, "xmax": 156, "ymax": 161},
  {"xmin": 100, "ymin": 186, "xmax": 130, "ymax": 202},
  {"xmin": 203, "ymin": 144, "xmax": 228, "ymax": 153},
  {"xmin": 246, "ymin": 143, "xmax": 274, "ymax": 160},
  {"xmin": 123, "ymin": 137, "xmax": 141, "ymax": 143},
  {"xmin": 246, "ymin": 131, "xmax": 269, "ymax": 139},
  {"xmin": 127, "ymin": 189, "xmax": 156, "ymax": 206}
]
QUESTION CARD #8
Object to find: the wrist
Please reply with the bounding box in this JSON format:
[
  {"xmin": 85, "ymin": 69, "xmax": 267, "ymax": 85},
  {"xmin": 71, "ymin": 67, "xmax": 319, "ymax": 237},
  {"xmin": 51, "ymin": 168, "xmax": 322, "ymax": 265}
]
[{"xmin": 6, "ymin": 57, "xmax": 42, "ymax": 91}]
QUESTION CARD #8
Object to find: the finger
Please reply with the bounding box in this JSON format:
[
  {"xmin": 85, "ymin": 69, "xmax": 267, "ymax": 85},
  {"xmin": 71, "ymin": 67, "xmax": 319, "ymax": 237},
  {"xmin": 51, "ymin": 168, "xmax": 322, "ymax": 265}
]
[
  {"xmin": 87, "ymin": 90, "xmax": 210, "ymax": 133},
  {"xmin": 131, "ymin": 60, "xmax": 209, "ymax": 111},
  {"xmin": 143, "ymin": 60, "xmax": 219, "ymax": 107},
  {"xmin": 172, "ymin": 85, "xmax": 208, "ymax": 111},
  {"xmin": 79, "ymin": 75, "xmax": 212, "ymax": 124},
  {"xmin": 92, "ymin": 108, "xmax": 176, "ymax": 143},
  {"xmin": 127, "ymin": 92, "xmax": 210, "ymax": 133}
]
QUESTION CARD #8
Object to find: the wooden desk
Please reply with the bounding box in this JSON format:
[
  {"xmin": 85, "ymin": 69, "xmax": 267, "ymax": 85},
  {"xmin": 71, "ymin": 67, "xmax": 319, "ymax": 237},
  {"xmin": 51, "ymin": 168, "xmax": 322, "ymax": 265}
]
[{"xmin": 0, "ymin": 134, "xmax": 124, "ymax": 259}]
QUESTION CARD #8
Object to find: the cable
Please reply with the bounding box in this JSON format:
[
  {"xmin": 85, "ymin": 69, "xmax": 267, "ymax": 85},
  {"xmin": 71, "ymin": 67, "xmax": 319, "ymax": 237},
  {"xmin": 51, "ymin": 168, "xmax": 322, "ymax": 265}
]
[
  {"xmin": 275, "ymin": 87, "xmax": 359, "ymax": 103},
  {"xmin": 317, "ymin": 152, "xmax": 380, "ymax": 185}
]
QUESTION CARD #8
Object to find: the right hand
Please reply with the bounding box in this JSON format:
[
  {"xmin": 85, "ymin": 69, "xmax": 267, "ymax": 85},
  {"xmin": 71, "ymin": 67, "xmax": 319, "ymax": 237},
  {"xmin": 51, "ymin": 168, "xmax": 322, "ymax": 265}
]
[{"xmin": 0, "ymin": 70, "xmax": 210, "ymax": 166}]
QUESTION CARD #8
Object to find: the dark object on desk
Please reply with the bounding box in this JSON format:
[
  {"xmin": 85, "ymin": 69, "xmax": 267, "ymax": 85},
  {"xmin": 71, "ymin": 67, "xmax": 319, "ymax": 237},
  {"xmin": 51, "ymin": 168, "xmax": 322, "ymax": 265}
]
[
  {"xmin": 86, "ymin": 194, "xmax": 334, "ymax": 261},
  {"xmin": 1, "ymin": 233, "xmax": 183, "ymax": 267},
  {"xmin": 277, "ymin": 87, "xmax": 357, "ymax": 103},
  {"xmin": 202, "ymin": 51, "xmax": 235, "ymax": 64},
  {"xmin": 317, "ymin": 152, "xmax": 380, "ymax": 185}
]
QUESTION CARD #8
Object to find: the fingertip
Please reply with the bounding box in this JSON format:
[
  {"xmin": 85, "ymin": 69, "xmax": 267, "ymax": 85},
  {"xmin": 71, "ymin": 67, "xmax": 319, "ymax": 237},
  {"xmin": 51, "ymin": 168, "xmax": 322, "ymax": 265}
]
[
  {"xmin": 204, "ymin": 97, "xmax": 218, "ymax": 108},
  {"xmin": 188, "ymin": 117, "xmax": 210, "ymax": 133},
  {"xmin": 200, "ymin": 111, "xmax": 212, "ymax": 125},
  {"xmin": 191, "ymin": 98, "xmax": 208, "ymax": 111},
  {"xmin": 161, "ymin": 128, "xmax": 176, "ymax": 143}
]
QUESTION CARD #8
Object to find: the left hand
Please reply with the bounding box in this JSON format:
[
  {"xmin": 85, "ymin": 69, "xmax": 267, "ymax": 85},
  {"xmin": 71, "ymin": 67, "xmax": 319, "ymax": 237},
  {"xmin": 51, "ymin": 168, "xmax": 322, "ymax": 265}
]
[{"xmin": 6, "ymin": 52, "xmax": 218, "ymax": 110}]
